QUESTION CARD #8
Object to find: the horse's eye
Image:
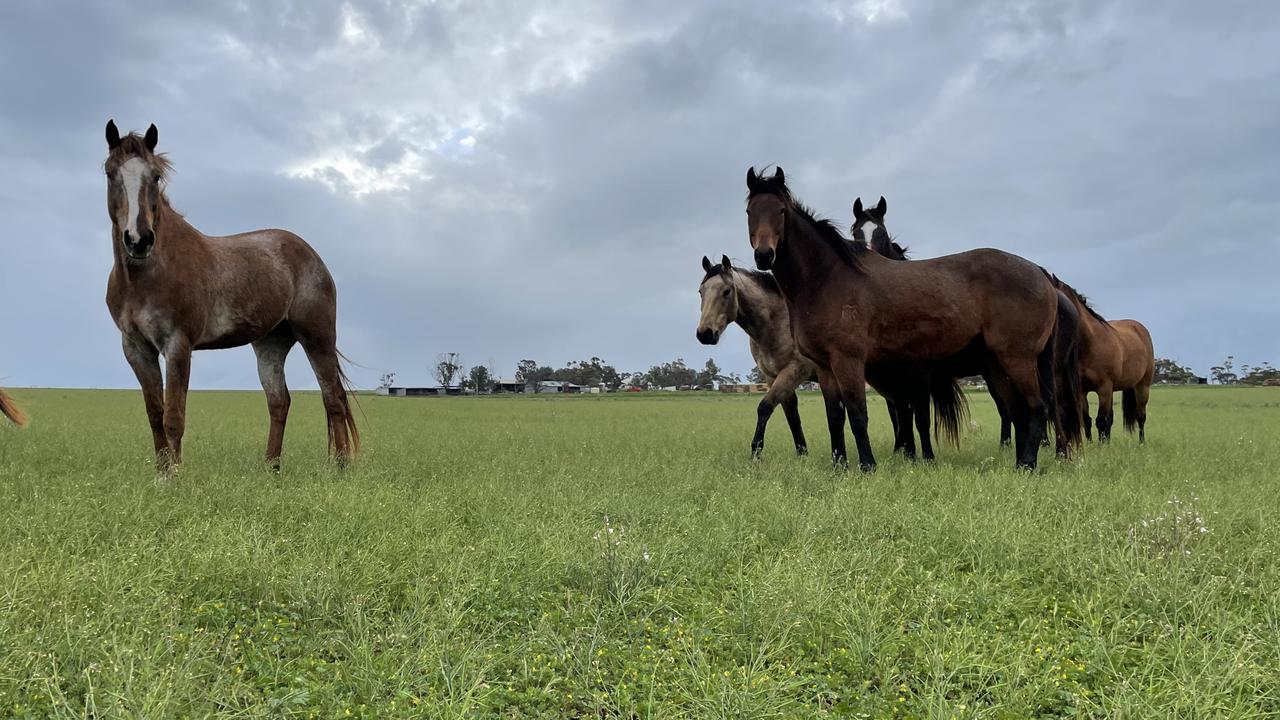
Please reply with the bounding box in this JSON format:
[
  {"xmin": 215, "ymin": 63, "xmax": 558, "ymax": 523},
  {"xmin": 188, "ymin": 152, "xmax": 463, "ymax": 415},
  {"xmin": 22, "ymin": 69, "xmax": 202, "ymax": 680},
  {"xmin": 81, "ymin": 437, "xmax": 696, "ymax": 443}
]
[{"xmin": 722, "ymin": 289, "xmax": 731, "ymax": 297}]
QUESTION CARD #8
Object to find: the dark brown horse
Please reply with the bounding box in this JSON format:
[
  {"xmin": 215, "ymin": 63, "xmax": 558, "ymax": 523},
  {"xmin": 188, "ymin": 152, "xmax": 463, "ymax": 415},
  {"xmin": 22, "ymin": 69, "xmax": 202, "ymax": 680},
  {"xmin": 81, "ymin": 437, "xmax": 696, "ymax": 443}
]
[
  {"xmin": 696, "ymin": 255, "xmax": 965, "ymax": 460},
  {"xmin": 747, "ymin": 167, "xmax": 1082, "ymax": 470},
  {"xmin": 1044, "ymin": 276, "xmax": 1155, "ymax": 442},
  {"xmin": 0, "ymin": 388, "xmax": 26, "ymax": 427},
  {"xmin": 851, "ymin": 196, "xmax": 1083, "ymax": 455},
  {"xmin": 104, "ymin": 121, "xmax": 358, "ymax": 472}
]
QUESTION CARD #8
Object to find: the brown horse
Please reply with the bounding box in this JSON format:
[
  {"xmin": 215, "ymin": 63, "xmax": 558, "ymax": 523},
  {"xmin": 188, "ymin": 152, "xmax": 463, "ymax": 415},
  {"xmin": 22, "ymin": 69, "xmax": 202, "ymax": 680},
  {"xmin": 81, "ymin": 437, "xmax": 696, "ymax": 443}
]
[
  {"xmin": 103, "ymin": 120, "xmax": 358, "ymax": 472},
  {"xmin": 747, "ymin": 167, "xmax": 1082, "ymax": 470},
  {"xmin": 1044, "ymin": 276, "xmax": 1155, "ymax": 442},
  {"xmin": 696, "ymin": 255, "xmax": 966, "ymax": 459},
  {"xmin": 851, "ymin": 196, "xmax": 1084, "ymax": 455},
  {"xmin": 0, "ymin": 388, "xmax": 26, "ymax": 427}
]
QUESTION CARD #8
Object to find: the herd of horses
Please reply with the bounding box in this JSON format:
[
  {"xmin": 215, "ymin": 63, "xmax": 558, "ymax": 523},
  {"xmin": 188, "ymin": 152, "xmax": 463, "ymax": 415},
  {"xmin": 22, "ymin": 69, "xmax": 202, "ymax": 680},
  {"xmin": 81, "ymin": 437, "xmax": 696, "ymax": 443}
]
[
  {"xmin": 696, "ymin": 166, "xmax": 1155, "ymax": 470},
  {"xmin": 0, "ymin": 124, "xmax": 1154, "ymax": 475}
]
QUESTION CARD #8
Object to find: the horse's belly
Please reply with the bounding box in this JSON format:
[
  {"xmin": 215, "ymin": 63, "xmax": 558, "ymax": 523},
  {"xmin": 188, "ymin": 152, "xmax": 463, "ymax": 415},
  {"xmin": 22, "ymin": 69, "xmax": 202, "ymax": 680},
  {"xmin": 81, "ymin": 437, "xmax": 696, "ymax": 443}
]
[{"xmin": 196, "ymin": 305, "xmax": 286, "ymax": 350}]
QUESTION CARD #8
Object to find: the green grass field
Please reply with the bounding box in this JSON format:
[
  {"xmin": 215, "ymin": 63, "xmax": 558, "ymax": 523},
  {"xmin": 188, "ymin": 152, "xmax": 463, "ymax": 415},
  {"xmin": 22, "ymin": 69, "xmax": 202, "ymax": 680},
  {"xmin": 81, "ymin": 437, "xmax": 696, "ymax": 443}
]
[{"xmin": 1, "ymin": 386, "xmax": 1278, "ymax": 718}]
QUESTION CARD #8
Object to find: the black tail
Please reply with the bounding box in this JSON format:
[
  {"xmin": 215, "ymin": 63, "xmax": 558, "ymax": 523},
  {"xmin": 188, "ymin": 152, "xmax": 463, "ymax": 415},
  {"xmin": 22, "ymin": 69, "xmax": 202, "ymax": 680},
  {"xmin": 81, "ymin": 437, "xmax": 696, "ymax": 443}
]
[
  {"xmin": 1121, "ymin": 388, "xmax": 1138, "ymax": 434},
  {"xmin": 930, "ymin": 374, "xmax": 969, "ymax": 447},
  {"xmin": 1051, "ymin": 292, "xmax": 1085, "ymax": 453}
]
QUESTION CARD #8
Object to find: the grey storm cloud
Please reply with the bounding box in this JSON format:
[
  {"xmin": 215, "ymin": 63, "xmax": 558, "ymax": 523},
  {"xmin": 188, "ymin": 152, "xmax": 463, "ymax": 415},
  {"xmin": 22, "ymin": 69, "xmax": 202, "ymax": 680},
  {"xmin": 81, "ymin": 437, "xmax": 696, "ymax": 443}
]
[{"xmin": 1, "ymin": 0, "xmax": 1277, "ymax": 389}]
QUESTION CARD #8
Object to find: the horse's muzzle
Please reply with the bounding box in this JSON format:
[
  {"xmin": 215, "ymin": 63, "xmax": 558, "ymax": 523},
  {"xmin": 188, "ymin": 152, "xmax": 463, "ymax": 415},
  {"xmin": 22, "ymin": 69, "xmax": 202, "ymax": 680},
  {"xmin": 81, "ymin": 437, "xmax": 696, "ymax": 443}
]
[
  {"xmin": 124, "ymin": 230, "xmax": 155, "ymax": 259},
  {"xmin": 696, "ymin": 328, "xmax": 720, "ymax": 345},
  {"xmin": 754, "ymin": 247, "xmax": 775, "ymax": 270}
]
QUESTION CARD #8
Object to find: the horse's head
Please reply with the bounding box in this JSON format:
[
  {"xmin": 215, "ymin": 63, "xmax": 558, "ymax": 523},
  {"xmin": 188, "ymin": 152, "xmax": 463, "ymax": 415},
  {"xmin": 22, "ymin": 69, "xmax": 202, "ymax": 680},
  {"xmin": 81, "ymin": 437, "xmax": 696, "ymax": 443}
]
[
  {"xmin": 851, "ymin": 196, "xmax": 906, "ymax": 259},
  {"xmin": 746, "ymin": 166, "xmax": 790, "ymax": 270},
  {"xmin": 697, "ymin": 255, "xmax": 738, "ymax": 344},
  {"xmin": 104, "ymin": 120, "xmax": 170, "ymax": 261}
]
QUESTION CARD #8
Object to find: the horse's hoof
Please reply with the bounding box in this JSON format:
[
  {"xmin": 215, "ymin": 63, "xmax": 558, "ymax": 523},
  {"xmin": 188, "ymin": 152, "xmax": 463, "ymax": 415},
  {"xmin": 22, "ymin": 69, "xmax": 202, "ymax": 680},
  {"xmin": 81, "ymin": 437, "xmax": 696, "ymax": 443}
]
[
  {"xmin": 795, "ymin": 445, "xmax": 808, "ymax": 456},
  {"xmin": 859, "ymin": 462, "xmax": 876, "ymax": 473}
]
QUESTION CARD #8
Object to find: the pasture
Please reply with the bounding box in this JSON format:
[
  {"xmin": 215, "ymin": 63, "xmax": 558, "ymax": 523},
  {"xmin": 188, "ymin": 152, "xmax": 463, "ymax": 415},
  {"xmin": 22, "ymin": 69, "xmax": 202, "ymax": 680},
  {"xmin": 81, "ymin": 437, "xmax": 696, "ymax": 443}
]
[{"xmin": 1, "ymin": 386, "xmax": 1278, "ymax": 718}]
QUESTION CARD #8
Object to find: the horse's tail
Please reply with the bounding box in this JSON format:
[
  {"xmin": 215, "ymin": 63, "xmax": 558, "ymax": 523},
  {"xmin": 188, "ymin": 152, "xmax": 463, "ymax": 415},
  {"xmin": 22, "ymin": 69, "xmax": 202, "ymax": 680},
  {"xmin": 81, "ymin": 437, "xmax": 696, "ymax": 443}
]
[
  {"xmin": 930, "ymin": 373, "xmax": 969, "ymax": 447},
  {"xmin": 0, "ymin": 388, "xmax": 27, "ymax": 427},
  {"xmin": 1121, "ymin": 387, "xmax": 1138, "ymax": 434},
  {"xmin": 335, "ymin": 350, "xmax": 361, "ymax": 458},
  {"xmin": 1050, "ymin": 292, "xmax": 1085, "ymax": 454}
]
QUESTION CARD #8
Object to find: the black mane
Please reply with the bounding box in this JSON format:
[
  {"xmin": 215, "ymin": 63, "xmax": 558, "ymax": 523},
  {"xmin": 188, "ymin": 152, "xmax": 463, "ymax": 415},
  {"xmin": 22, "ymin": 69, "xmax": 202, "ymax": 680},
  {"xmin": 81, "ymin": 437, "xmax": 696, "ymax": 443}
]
[
  {"xmin": 748, "ymin": 171, "xmax": 867, "ymax": 270},
  {"xmin": 1040, "ymin": 268, "xmax": 1108, "ymax": 324}
]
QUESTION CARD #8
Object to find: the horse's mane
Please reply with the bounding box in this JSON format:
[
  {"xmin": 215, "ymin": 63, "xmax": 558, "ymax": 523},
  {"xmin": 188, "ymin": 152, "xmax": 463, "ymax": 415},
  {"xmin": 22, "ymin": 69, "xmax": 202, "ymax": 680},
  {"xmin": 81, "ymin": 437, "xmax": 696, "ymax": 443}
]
[
  {"xmin": 1040, "ymin": 267, "xmax": 1108, "ymax": 324},
  {"xmin": 748, "ymin": 172, "xmax": 867, "ymax": 271},
  {"xmin": 701, "ymin": 262, "xmax": 782, "ymax": 296}
]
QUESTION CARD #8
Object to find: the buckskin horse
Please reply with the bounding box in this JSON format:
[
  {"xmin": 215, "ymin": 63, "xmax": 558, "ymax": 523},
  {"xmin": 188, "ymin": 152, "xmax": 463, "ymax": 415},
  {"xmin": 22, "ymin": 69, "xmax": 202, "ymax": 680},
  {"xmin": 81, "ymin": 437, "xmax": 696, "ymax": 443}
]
[
  {"xmin": 746, "ymin": 167, "xmax": 1081, "ymax": 470},
  {"xmin": 103, "ymin": 121, "xmax": 358, "ymax": 473},
  {"xmin": 695, "ymin": 255, "xmax": 966, "ymax": 460}
]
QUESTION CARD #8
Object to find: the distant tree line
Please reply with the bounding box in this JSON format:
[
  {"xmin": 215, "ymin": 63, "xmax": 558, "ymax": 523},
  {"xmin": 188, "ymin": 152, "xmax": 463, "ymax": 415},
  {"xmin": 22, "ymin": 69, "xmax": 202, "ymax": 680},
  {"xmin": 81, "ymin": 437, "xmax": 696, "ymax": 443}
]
[{"xmin": 376, "ymin": 354, "xmax": 1279, "ymax": 394}]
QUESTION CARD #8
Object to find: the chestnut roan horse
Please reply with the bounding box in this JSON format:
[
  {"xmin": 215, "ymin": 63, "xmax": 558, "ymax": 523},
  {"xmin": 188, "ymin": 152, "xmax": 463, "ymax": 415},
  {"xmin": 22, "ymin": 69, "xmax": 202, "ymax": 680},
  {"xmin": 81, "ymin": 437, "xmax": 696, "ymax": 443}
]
[
  {"xmin": 747, "ymin": 167, "xmax": 1081, "ymax": 470},
  {"xmin": 0, "ymin": 388, "xmax": 26, "ymax": 427},
  {"xmin": 104, "ymin": 121, "xmax": 359, "ymax": 472}
]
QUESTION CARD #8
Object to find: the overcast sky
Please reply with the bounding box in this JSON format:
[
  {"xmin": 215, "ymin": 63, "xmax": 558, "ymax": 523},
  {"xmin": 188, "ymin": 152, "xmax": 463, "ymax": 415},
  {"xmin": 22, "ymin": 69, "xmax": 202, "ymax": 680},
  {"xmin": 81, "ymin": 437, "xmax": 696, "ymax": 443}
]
[{"xmin": 2, "ymin": 0, "xmax": 1277, "ymax": 389}]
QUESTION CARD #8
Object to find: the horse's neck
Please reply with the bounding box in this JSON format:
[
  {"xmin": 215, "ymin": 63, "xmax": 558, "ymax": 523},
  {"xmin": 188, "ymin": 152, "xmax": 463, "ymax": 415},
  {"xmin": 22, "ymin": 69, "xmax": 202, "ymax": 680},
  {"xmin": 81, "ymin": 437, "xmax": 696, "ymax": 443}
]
[
  {"xmin": 771, "ymin": 212, "xmax": 848, "ymax": 303},
  {"xmin": 732, "ymin": 275, "xmax": 783, "ymax": 342},
  {"xmin": 112, "ymin": 203, "xmax": 204, "ymax": 281}
]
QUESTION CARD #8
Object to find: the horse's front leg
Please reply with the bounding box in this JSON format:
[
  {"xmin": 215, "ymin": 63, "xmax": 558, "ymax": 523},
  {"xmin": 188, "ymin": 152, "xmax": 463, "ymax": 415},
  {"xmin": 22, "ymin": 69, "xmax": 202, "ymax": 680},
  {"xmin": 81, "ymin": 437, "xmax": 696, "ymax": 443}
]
[
  {"xmin": 123, "ymin": 336, "xmax": 168, "ymax": 466},
  {"xmin": 752, "ymin": 364, "xmax": 808, "ymax": 458},
  {"xmin": 162, "ymin": 339, "xmax": 194, "ymax": 471},
  {"xmin": 814, "ymin": 367, "xmax": 846, "ymax": 467},
  {"xmin": 832, "ymin": 357, "xmax": 875, "ymax": 472}
]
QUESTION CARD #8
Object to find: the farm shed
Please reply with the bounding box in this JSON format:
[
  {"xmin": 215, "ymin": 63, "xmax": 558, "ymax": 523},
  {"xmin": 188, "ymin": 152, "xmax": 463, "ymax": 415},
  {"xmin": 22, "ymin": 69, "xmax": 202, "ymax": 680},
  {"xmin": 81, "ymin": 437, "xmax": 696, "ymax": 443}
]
[{"xmin": 493, "ymin": 378, "xmax": 524, "ymax": 393}]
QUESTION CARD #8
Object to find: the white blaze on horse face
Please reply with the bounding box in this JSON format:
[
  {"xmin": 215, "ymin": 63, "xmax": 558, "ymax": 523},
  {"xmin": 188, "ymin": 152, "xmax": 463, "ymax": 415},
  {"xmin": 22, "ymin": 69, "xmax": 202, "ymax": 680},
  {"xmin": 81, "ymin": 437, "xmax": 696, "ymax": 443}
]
[
  {"xmin": 120, "ymin": 157, "xmax": 149, "ymax": 237},
  {"xmin": 858, "ymin": 221, "xmax": 879, "ymax": 245}
]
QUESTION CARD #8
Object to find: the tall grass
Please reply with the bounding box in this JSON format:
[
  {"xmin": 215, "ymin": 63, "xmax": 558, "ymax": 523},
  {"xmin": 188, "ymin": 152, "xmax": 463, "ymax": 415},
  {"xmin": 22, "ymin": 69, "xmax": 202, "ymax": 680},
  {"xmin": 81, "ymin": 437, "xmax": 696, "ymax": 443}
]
[{"xmin": 1, "ymin": 386, "xmax": 1278, "ymax": 717}]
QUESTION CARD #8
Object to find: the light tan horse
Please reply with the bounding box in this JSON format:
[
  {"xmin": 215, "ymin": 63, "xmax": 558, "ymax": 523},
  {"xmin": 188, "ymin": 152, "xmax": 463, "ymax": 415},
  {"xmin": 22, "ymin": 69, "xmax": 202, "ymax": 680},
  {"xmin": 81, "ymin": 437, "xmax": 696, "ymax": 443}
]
[
  {"xmin": 1047, "ymin": 277, "xmax": 1155, "ymax": 442},
  {"xmin": 104, "ymin": 120, "xmax": 358, "ymax": 472},
  {"xmin": 0, "ymin": 388, "xmax": 26, "ymax": 427}
]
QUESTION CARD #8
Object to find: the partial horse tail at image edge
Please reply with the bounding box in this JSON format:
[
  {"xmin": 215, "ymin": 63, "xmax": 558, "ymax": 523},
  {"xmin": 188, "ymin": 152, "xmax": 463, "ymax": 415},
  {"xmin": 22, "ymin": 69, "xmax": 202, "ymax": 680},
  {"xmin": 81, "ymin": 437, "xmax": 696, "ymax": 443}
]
[
  {"xmin": 0, "ymin": 388, "xmax": 28, "ymax": 427},
  {"xmin": 930, "ymin": 374, "xmax": 968, "ymax": 448},
  {"xmin": 1051, "ymin": 296, "xmax": 1085, "ymax": 453},
  {"xmin": 1121, "ymin": 387, "xmax": 1138, "ymax": 434}
]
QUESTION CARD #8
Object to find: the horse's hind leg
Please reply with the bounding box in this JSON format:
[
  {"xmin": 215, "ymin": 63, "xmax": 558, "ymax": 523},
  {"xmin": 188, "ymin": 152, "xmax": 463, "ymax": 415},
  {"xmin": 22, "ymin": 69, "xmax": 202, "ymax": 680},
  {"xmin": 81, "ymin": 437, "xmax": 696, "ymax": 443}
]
[
  {"xmin": 253, "ymin": 325, "xmax": 296, "ymax": 471},
  {"xmin": 1135, "ymin": 383, "xmax": 1150, "ymax": 443},
  {"xmin": 997, "ymin": 357, "xmax": 1049, "ymax": 469},
  {"xmin": 1095, "ymin": 383, "xmax": 1115, "ymax": 442},
  {"xmin": 300, "ymin": 340, "xmax": 354, "ymax": 465},
  {"xmin": 912, "ymin": 383, "xmax": 934, "ymax": 461},
  {"xmin": 1082, "ymin": 392, "xmax": 1093, "ymax": 441},
  {"xmin": 780, "ymin": 392, "xmax": 808, "ymax": 456}
]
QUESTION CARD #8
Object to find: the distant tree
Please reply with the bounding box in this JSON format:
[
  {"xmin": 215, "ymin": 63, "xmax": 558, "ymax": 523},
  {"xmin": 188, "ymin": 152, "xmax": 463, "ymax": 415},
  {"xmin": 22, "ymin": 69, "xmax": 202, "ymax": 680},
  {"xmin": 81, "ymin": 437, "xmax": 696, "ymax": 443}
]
[
  {"xmin": 377, "ymin": 371, "xmax": 397, "ymax": 392},
  {"xmin": 644, "ymin": 358, "xmax": 697, "ymax": 388},
  {"xmin": 1241, "ymin": 361, "xmax": 1279, "ymax": 386},
  {"xmin": 1153, "ymin": 357, "xmax": 1196, "ymax": 384},
  {"xmin": 1210, "ymin": 355, "xmax": 1238, "ymax": 385},
  {"xmin": 515, "ymin": 359, "xmax": 555, "ymax": 385},
  {"xmin": 465, "ymin": 364, "xmax": 494, "ymax": 393},
  {"xmin": 695, "ymin": 358, "xmax": 728, "ymax": 387},
  {"xmin": 549, "ymin": 356, "xmax": 624, "ymax": 389},
  {"xmin": 433, "ymin": 352, "xmax": 464, "ymax": 388},
  {"xmin": 747, "ymin": 365, "xmax": 767, "ymax": 384}
]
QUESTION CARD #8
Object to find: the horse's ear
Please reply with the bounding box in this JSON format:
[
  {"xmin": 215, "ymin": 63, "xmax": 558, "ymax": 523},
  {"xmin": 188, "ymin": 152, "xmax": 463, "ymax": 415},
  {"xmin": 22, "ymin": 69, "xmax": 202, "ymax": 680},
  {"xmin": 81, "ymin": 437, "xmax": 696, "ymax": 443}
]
[
  {"xmin": 746, "ymin": 167, "xmax": 759, "ymax": 191},
  {"xmin": 773, "ymin": 166, "xmax": 785, "ymax": 184},
  {"xmin": 852, "ymin": 197, "xmax": 864, "ymax": 219},
  {"xmin": 721, "ymin": 255, "xmax": 732, "ymax": 271},
  {"xmin": 106, "ymin": 119, "xmax": 121, "ymax": 150},
  {"xmin": 875, "ymin": 196, "xmax": 887, "ymax": 217},
  {"xmin": 702, "ymin": 255, "xmax": 713, "ymax": 273},
  {"xmin": 144, "ymin": 123, "xmax": 159, "ymax": 151}
]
